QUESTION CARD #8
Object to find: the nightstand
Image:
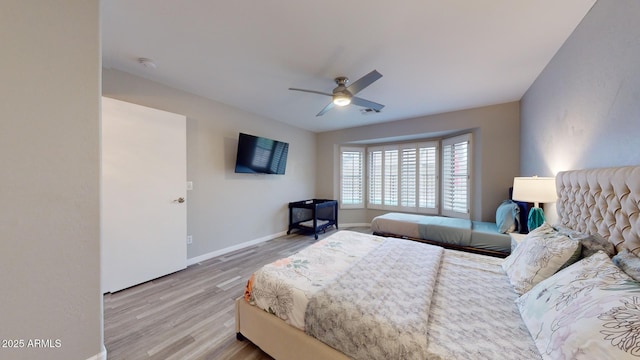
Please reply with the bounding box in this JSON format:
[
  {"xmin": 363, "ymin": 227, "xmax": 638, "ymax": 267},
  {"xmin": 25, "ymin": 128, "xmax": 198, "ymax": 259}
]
[{"xmin": 509, "ymin": 233, "xmax": 527, "ymax": 252}]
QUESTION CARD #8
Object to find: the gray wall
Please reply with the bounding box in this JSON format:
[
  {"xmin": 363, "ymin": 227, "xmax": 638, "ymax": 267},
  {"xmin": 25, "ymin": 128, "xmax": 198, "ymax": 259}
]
[
  {"xmin": 103, "ymin": 69, "xmax": 317, "ymax": 259},
  {"xmin": 0, "ymin": 1, "xmax": 103, "ymax": 360},
  {"xmin": 521, "ymin": 0, "xmax": 640, "ymax": 176},
  {"xmin": 316, "ymin": 102, "xmax": 521, "ymax": 223}
]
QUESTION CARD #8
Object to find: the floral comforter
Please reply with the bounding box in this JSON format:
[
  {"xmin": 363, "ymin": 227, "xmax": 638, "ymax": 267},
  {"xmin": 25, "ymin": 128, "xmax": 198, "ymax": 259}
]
[
  {"xmin": 244, "ymin": 230, "xmax": 385, "ymax": 330},
  {"xmin": 244, "ymin": 230, "xmax": 541, "ymax": 359}
]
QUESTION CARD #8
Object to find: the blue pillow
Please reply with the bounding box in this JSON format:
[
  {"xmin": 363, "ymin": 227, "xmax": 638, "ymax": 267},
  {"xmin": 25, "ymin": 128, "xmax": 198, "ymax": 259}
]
[{"xmin": 496, "ymin": 200, "xmax": 520, "ymax": 234}]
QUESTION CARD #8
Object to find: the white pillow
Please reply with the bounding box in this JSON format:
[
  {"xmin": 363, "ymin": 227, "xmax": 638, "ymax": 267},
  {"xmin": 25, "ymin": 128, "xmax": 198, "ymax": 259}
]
[
  {"xmin": 516, "ymin": 251, "xmax": 640, "ymax": 360},
  {"xmin": 501, "ymin": 223, "xmax": 580, "ymax": 295}
]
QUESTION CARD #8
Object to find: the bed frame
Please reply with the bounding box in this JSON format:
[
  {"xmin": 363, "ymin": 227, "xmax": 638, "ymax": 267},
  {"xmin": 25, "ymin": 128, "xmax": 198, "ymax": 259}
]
[
  {"xmin": 371, "ymin": 231, "xmax": 509, "ymax": 258},
  {"xmin": 555, "ymin": 166, "xmax": 640, "ymax": 254},
  {"xmin": 236, "ymin": 165, "xmax": 640, "ymax": 359},
  {"xmin": 235, "ymin": 298, "xmax": 348, "ymax": 360}
]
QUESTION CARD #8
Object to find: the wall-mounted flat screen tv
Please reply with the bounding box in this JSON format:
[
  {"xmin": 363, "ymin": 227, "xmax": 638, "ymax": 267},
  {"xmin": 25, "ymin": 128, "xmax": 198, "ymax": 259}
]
[{"xmin": 234, "ymin": 132, "xmax": 289, "ymax": 175}]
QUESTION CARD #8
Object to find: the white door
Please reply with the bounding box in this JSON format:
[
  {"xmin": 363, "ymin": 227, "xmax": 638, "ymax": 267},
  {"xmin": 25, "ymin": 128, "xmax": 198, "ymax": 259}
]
[{"xmin": 101, "ymin": 97, "xmax": 187, "ymax": 293}]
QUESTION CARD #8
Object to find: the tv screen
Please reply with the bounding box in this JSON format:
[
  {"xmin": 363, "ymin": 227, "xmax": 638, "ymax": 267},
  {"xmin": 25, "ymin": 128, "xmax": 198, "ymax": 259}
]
[{"xmin": 234, "ymin": 133, "xmax": 289, "ymax": 175}]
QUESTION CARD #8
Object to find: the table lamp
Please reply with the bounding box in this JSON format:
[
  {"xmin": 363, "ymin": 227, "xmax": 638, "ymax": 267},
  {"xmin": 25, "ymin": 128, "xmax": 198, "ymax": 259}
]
[{"xmin": 512, "ymin": 176, "xmax": 557, "ymax": 231}]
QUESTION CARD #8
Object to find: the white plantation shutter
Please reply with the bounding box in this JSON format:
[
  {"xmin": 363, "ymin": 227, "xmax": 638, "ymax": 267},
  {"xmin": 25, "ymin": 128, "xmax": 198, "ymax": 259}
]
[
  {"xmin": 400, "ymin": 147, "xmax": 417, "ymax": 207},
  {"xmin": 442, "ymin": 134, "xmax": 471, "ymax": 218},
  {"xmin": 340, "ymin": 147, "xmax": 364, "ymax": 208},
  {"xmin": 383, "ymin": 149, "xmax": 399, "ymax": 206},
  {"xmin": 418, "ymin": 143, "xmax": 438, "ymax": 212},
  {"xmin": 368, "ymin": 150, "xmax": 383, "ymax": 206},
  {"xmin": 368, "ymin": 146, "xmax": 400, "ymax": 209}
]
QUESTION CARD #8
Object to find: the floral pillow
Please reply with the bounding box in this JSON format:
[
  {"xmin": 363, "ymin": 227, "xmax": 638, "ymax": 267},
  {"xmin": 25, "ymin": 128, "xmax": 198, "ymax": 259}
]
[
  {"xmin": 516, "ymin": 251, "xmax": 640, "ymax": 360},
  {"xmin": 502, "ymin": 222, "xmax": 580, "ymax": 295}
]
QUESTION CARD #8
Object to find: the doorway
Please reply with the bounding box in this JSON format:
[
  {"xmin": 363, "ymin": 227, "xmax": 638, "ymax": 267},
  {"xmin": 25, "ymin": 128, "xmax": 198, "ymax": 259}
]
[{"xmin": 101, "ymin": 97, "xmax": 187, "ymax": 293}]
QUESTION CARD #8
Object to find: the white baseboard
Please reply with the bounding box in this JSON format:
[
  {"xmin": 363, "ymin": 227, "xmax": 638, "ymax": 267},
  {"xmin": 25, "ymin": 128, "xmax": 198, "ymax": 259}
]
[
  {"xmin": 187, "ymin": 231, "xmax": 287, "ymax": 266},
  {"xmin": 86, "ymin": 345, "xmax": 107, "ymax": 360},
  {"xmin": 339, "ymin": 222, "xmax": 371, "ymax": 228}
]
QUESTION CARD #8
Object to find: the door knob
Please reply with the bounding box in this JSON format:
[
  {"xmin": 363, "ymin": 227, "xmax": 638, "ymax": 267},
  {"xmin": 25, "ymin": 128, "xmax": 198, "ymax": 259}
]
[{"xmin": 174, "ymin": 197, "xmax": 185, "ymax": 203}]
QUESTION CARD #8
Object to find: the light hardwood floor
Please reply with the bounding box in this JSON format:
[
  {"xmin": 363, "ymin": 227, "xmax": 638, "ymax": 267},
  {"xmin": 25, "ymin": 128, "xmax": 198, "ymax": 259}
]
[{"xmin": 104, "ymin": 227, "xmax": 371, "ymax": 360}]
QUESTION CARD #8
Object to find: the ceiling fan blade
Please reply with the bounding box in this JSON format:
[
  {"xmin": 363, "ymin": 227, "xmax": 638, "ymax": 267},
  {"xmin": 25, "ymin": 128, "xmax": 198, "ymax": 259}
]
[
  {"xmin": 346, "ymin": 70, "xmax": 382, "ymax": 95},
  {"xmin": 350, "ymin": 96, "xmax": 385, "ymax": 111},
  {"xmin": 316, "ymin": 102, "xmax": 335, "ymax": 116},
  {"xmin": 288, "ymin": 88, "xmax": 333, "ymax": 97}
]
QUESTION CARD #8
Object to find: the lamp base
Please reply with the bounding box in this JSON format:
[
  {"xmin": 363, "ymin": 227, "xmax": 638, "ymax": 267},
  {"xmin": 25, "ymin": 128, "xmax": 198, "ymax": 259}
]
[{"xmin": 528, "ymin": 207, "xmax": 545, "ymax": 231}]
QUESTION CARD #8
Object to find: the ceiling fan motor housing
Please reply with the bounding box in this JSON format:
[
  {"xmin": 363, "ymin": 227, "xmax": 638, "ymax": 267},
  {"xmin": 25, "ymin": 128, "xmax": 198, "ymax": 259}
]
[
  {"xmin": 334, "ymin": 76, "xmax": 349, "ymax": 86},
  {"xmin": 332, "ymin": 77, "xmax": 352, "ymax": 105}
]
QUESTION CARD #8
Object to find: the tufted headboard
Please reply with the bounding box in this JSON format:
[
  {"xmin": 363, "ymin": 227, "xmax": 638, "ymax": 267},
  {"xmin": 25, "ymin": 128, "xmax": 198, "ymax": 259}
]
[{"xmin": 556, "ymin": 166, "xmax": 640, "ymax": 254}]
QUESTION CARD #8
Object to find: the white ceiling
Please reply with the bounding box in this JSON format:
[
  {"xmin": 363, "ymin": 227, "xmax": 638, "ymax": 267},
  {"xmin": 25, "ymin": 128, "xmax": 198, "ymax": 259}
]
[{"xmin": 102, "ymin": 0, "xmax": 596, "ymax": 133}]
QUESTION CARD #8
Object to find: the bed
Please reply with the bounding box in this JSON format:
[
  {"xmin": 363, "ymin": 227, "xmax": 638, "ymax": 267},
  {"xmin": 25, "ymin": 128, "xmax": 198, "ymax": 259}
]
[
  {"xmin": 236, "ymin": 165, "xmax": 640, "ymax": 360},
  {"xmin": 370, "ymin": 212, "xmax": 514, "ymax": 257}
]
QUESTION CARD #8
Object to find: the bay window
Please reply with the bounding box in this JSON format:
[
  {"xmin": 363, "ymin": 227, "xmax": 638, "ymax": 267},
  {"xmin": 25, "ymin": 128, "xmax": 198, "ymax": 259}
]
[{"xmin": 339, "ymin": 133, "xmax": 471, "ymax": 218}]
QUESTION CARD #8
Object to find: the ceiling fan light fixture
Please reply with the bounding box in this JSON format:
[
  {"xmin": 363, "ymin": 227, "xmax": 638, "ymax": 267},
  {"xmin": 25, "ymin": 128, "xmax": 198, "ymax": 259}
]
[{"xmin": 333, "ymin": 94, "xmax": 351, "ymax": 106}]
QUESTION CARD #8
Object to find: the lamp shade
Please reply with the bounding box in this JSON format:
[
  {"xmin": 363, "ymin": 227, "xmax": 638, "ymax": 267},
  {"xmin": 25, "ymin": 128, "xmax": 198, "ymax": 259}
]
[{"xmin": 512, "ymin": 176, "xmax": 557, "ymax": 206}]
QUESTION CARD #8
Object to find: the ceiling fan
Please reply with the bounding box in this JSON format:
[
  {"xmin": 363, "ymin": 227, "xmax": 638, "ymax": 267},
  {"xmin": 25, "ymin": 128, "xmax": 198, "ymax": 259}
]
[{"xmin": 289, "ymin": 70, "xmax": 384, "ymax": 116}]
